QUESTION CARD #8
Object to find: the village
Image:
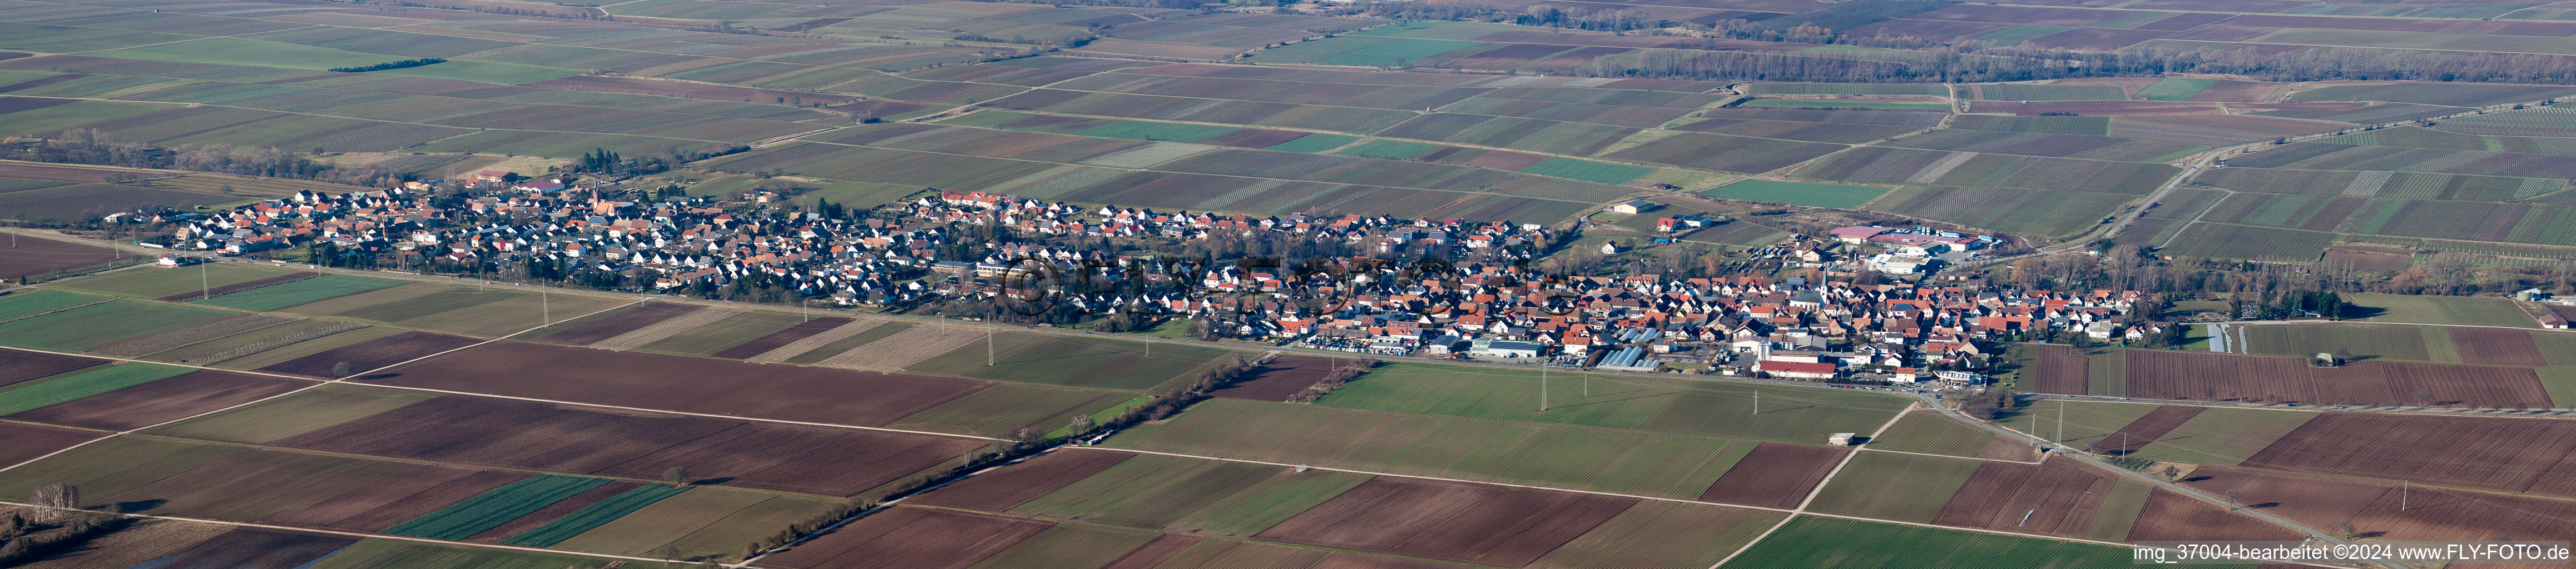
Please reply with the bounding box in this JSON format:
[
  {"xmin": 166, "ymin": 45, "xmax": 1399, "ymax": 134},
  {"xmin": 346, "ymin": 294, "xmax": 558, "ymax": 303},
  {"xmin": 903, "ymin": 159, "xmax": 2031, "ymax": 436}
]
[{"xmin": 122, "ymin": 170, "xmax": 2148, "ymax": 385}]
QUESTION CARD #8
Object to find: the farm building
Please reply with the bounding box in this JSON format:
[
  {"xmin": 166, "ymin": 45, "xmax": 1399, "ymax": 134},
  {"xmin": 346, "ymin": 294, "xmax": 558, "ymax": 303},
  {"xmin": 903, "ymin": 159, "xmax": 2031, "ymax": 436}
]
[
  {"xmin": 1756, "ymin": 360, "xmax": 1837, "ymax": 380},
  {"xmin": 1827, "ymin": 226, "xmax": 1889, "ymax": 244},
  {"xmin": 1471, "ymin": 339, "xmax": 1544, "ymax": 358},
  {"xmin": 1829, "ymin": 433, "xmax": 1856, "ymax": 446},
  {"xmin": 1610, "ymin": 199, "xmax": 1655, "ymax": 214}
]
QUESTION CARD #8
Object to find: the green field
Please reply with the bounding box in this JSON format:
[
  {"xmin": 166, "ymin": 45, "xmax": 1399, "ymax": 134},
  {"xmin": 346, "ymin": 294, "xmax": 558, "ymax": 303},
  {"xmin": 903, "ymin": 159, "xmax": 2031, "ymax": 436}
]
[
  {"xmin": 501, "ymin": 483, "xmax": 691, "ymax": 547},
  {"xmin": 1012, "ymin": 453, "xmax": 1351, "ymax": 532},
  {"xmin": 0, "ymin": 289, "xmax": 106, "ymax": 320},
  {"xmin": 1723, "ymin": 516, "xmax": 2212, "ymax": 568},
  {"xmin": 1866, "ymin": 410, "xmax": 2028, "ymax": 460},
  {"xmin": 1703, "ymin": 179, "xmax": 1889, "ymax": 208},
  {"xmin": 2136, "ymin": 78, "xmax": 2216, "ymax": 101},
  {"xmin": 2542, "ymin": 368, "xmax": 2576, "ymax": 408},
  {"xmin": 1805, "ymin": 451, "xmax": 1983, "ymax": 523},
  {"xmin": 2127, "ymin": 407, "xmax": 2316, "ymax": 466},
  {"xmin": 907, "ymin": 332, "xmax": 1239, "ymax": 390},
  {"xmin": 887, "ymin": 383, "xmax": 1125, "ymax": 438},
  {"xmin": 0, "ymin": 299, "xmax": 237, "ymax": 351},
  {"xmin": 965, "ymin": 523, "xmax": 1163, "ymax": 569},
  {"xmin": 0, "ymin": 437, "xmax": 249, "ymax": 502},
  {"xmin": 382, "ymin": 475, "xmax": 607, "ymax": 540},
  {"xmin": 191, "ymin": 274, "xmax": 407, "ymax": 311},
  {"xmin": 1528, "ymin": 501, "xmax": 1786, "ymax": 569},
  {"xmin": 1106, "ymin": 398, "xmax": 1763, "ymax": 498},
  {"xmin": 2342, "ymin": 293, "xmax": 2538, "ymax": 328},
  {"xmin": 0, "ymin": 362, "xmax": 199, "ymax": 416},
  {"xmin": 546, "ymin": 487, "xmax": 810, "ymax": 557},
  {"xmin": 1996, "ymin": 400, "xmax": 2158, "ymax": 449},
  {"xmin": 147, "ymin": 383, "xmax": 437, "ymax": 443},
  {"xmin": 1520, "ymin": 157, "xmax": 1653, "ymax": 184},
  {"xmin": 53, "ymin": 264, "xmax": 293, "ymax": 298},
  {"xmin": 1316, "ymin": 362, "xmax": 1909, "ymax": 444},
  {"xmin": 1252, "ymin": 36, "xmax": 1484, "ymax": 67},
  {"xmin": 2236, "ymin": 323, "xmax": 2454, "ymax": 362}
]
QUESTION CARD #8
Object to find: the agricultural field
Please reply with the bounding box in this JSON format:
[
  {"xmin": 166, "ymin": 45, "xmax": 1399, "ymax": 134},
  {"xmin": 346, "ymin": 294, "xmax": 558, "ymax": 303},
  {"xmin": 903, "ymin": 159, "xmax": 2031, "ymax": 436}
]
[
  {"xmin": 1702, "ymin": 178, "xmax": 1888, "ymax": 208},
  {"xmin": 1315, "ymin": 362, "xmax": 1911, "ymax": 444}
]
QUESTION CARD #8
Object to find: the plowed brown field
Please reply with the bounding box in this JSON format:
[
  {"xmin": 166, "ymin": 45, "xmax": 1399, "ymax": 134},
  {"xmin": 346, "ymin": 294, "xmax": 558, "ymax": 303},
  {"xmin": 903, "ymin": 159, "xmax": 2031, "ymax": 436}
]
[
  {"xmin": 0, "ymin": 348, "xmax": 107, "ymax": 387},
  {"xmin": 2124, "ymin": 487, "xmax": 2300, "ymax": 542},
  {"xmin": 271, "ymin": 396, "xmax": 989, "ymax": 496},
  {"xmin": 1210, "ymin": 355, "xmax": 1343, "ymax": 401},
  {"xmin": 2096, "ymin": 405, "xmax": 2203, "ymax": 455},
  {"xmin": 0, "ymin": 422, "xmax": 101, "ymax": 467},
  {"xmin": 2240, "ymin": 413, "xmax": 2576, "ymax": 497},
  {"xmin": 2021, "ymin": 343, "xmax": 2089, "ymax": 395},
  {"xmin": 155, "ymin": 272, "xmax": 316, "ymax": 302},
  {"xmin": 2122, "ymin": 350, "xmax": 2551, "ymax": 408},
  {"xmin": 368, "ymin": 341, "xmax": 990, "ymax": 426},
  {"xmin": 534, "ymin": 303, "xmax": 705, "ymax": 345},
  {"xmin": 2449, "ymin": 327, "xmax": 2548, "ymax": 367},
  {"xmin": 0, "ymin": 234, "xmax": 120, "ymax": 280},
  {"xmin": 270, "ymin": 466, "xmax": 524, "ymax": 532},
  {"xmin": 1933, "ymin": 458, "xmax": 2120, "ymax": 537},
  {"xmin": 1698, "ymin": 442, "xmax": 1845, "ymax": 509},
  {"xmin": 260, "ymin": 331, "xmax": 481, "ymax": 378},
  {"xmin": 1257, "ymin": 477, "xmax": 1634, "ymax": 566},
  {"xmin": 712, "ymin": 317, "xmax": 854, "ymax": 360},
  {"xmin": 2184, "ymin": 466, "xmax": 2576, "ymax": 552}
]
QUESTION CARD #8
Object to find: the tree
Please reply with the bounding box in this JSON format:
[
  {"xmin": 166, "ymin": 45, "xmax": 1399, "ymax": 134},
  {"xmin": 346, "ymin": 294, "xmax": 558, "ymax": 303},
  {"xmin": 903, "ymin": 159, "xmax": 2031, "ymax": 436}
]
[
  {"xmin": 332, "ymin": 361, "xmax": 354, "ymax": 376},
  {"xmin": 2338, "ymin": 521, "xmax": 2359, "ymax": 538},
  {"xmin": 29, "ymin": 483, "xmax": 76, "ymax": 520},
  {"xmin": 1068, "ymin": 415, "xmax": 1095, "ymax": 435},
  {"xmin": 2160, "ymin": 465, "xmax": 2179, "ymax": 481},
  {"xmin": 1009, "ymin": 426, "xmax": 1043, "ymax": 448},
  {"xmin": 2224, "ymin": 490, "xmax": 2243, "ymax": 508},
  {"xmin": 663, "ymin": 466, "xmax": 691, "ymax": 486}
]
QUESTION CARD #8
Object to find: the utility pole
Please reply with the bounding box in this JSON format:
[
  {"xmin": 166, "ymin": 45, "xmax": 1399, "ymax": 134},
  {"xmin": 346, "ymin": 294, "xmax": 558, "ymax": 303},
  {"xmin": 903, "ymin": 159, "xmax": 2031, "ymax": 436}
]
[
  {"xmin": 199, "ymin": 262, "xmax": 210, "ymax": 301},
  {"xmin": 1539, "ymin": 367, "xmax": 1548, "ymax": 412},
  {"xmin": 986, "ymin": 328, "xmax": 994, "ymax": 366},
  {"xmin": 2402, "ymin": 481, "xmax": 2408, "ymax": 511},
  {"xmin": 1752, "ymin": 390, "xmax": 1759, "ymax": 417},
  {"xmin": 1582, "ymin": 372, "xmax": 1588, "ymax": 398},
  {"xmin": 541, "ymin": 289, "xmax": 549, "ymax": 325},
  {"xmin": 2057, "ymin": 400, "xmax": 2065, "ymax": 444}
]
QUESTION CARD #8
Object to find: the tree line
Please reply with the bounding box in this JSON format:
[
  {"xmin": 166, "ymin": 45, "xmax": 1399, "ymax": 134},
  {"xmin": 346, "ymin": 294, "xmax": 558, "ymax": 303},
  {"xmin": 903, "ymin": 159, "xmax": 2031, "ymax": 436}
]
[{"xmin": 328, "ymin": 58, "xmax": 445, "ymax": 73}]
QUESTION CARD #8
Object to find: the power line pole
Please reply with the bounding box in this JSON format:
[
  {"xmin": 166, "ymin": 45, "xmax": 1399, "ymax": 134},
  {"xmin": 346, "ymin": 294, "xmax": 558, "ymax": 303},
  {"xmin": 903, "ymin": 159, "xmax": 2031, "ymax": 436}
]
[
  {"xmin": 541, "ymin": 289, "xmax": 549, "ymax": 325},
  {"xmin": 986, "ymin": 327, "xmax": 995, "ymax": 366},
  {"xmin": 1752, "ymin": 390, "xmax": 1759, "ymax": 417},
  {"xmin": 1539, "ymin": 367, "xmax": 1548, "ymax": 412},
  {"xmin": 199, "ymin": 261, "xmax": 210, "ymax": 301},
  {"xmin": 2057, "ymin": 400, "xmax": 2065, "ymax": 444}
]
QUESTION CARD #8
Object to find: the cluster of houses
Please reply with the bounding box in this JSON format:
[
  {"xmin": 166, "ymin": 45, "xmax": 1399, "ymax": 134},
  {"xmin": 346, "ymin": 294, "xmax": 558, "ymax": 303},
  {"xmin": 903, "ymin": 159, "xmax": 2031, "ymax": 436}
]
[
  {"xmin": 1274, "ymin": 268, "xmax": 2143, "ymax": 381},
  {"xmin": 1825, "ymin": 225, "xmax": 1994, "ymax": 275},
  {"xmin": 139, "ymin": 177, "xmax": 2129, "ymax": 381}
]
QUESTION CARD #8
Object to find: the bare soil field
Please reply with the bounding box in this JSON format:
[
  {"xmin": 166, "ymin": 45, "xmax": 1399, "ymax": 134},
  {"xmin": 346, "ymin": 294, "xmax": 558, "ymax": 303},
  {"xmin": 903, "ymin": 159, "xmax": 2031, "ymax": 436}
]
[
  {"xmin": 2110, "ymin": 114, "xmax": 2341, "ymax": 145},
  {"xmin": 816, "ymin": 324, "xmax": 983, "ymax": 372},
  {"xmin": 6, "ymin": 370, "xmax": 310, "ymax": 431},
  {"xmin": 1933, "ymin": 458, "xmax": 2122, "ymax": 538},
  {"xmin": 908, "ymin": 449, "xmax": 1134, "ymax": 511},
  {"xmin": 2240, "ymin": 412, "xmax": 2576, "ymax": 496},
  {"xmin": 759, "ymin": 506, "xmax": 1054, "ymax": 569},
  {"xmin": 713, "ymin": 316, "xmax": 854, "ymax": 359},
  {"xmin": 1966, "ymin": 100, "xmax": 2228, "ymax": 115},
  {"xmin": 534, "ymin": 302, "xmax": 706, "ymax": 345},
  {"xmin": 370, "ymin": 341, "xmax": 992, "ymax": 426},
  {"xmin": 2021, "ymin": 343, "xmax": 2090, "ymax": 395},
  {"xmin": 745, "ymin": 319, "xmax": 879, "ymax": 363},
  {"xmin": 2096, "ymin": 405, "xmax": 2202, "ymax": 455},
  {"xmin": 2448, "ymin": 327, "xmax": 2548, "ymax": 367},
  {"xmin": 0, "ymin": 233, "xmax": 122, "ymax": 281},
  {"xmin": 0, "ymin": 161, "xmax": 162, "ymax": 182},
  {"xmin": 0, "ymin": 348, "xmax": 108, "ymax": 387},
  {"xmin": 271, "ymin": 396, "xmax": 989, "ymax": 496},
  {"xmin": 521, "ymin": 76, "xmax": 858, "ymax": 106},
  {"xmin": 259, "ymin": 331, "xmax": 481, "ymax": 378},
  {"xmin": 1258, "ymin": 477, "xmax": 1635, "ymax": 566},
  {"xmin": 269, "ymin": 466, "xmax": 524, "ymax": 531},
  {"xmin": 2183, "ymin": 466, "xmax": 2576, "ymax": 548},
  {"xmin": 2122, "ymin": 350, "xmax": 2552, "ymax": 408},
  {"xmin": 1697, "ymin": 442, "xmax": 1845, "ymax": 509},
  {"xmin": 2124, "ymin": 487, "xmax": 2300, "ymax": 542},
  {"xmin": 0, "ymin": 422, "xmax": 102, "ymax": 467},
  {"xmin": 155, "ymin": 272, "xmax": 318, "ymax": 302},
  {"xmin": 588, "ymin": 307, "xmax": 740, "ymax": 350},
  {"xmin": 1209, "ymin": 355, "xmax": 1338, "ymax": 401}
]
